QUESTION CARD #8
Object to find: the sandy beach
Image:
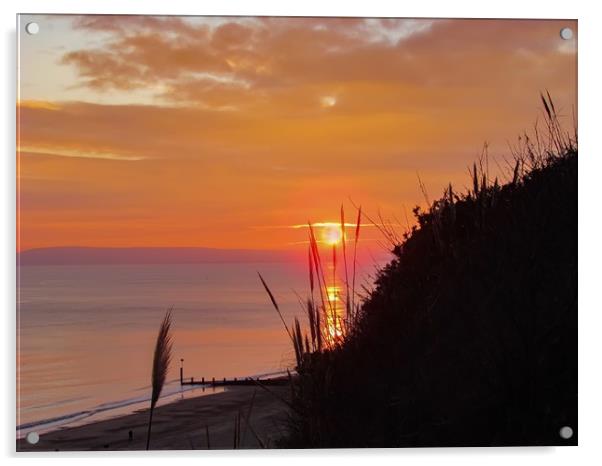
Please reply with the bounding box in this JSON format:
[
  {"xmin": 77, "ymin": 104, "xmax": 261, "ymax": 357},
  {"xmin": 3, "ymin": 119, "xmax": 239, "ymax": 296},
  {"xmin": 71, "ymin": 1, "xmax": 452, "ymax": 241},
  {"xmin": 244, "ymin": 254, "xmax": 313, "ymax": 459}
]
[{"xmin": 17, "ymin": 385, "xmax": 290, "ymax": 451}]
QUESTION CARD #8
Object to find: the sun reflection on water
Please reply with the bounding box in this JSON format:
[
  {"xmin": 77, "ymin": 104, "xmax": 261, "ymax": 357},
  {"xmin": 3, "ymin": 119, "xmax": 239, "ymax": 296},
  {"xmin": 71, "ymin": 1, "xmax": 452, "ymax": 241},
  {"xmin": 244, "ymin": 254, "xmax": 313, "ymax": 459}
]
[{"xmin": 325, "ymin": 284, "xmax": 344, "ymax": 341}]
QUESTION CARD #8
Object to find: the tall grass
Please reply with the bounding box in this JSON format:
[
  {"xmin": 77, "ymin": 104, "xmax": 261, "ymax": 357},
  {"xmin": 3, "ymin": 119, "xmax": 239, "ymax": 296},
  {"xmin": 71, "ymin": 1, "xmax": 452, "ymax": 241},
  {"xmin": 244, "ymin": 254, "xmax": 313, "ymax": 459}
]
[
  {"xmin": 259, "ymin": 206, "xmax": 365, "ymax": 364},
  {"xmin": 146, "ymin": 309, "xmax": 173, "ymax": 450}
]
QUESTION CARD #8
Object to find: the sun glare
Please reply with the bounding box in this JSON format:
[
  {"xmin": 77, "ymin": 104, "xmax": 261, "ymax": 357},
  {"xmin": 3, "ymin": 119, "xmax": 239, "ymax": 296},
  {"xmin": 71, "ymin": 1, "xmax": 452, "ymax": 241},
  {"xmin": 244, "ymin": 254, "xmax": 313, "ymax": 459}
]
[
  {"xmin": 321, "ymin": 224, "xmax": 343, "ymax": 245},
  {"xmin": 327, "ymin": 286, "xmax": 340, "ymax": 302}
]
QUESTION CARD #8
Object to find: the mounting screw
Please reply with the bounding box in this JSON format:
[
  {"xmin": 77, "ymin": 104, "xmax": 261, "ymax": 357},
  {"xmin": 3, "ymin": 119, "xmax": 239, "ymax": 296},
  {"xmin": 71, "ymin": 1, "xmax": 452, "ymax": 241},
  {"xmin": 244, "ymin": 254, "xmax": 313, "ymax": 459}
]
[{"xmin": 559, "ymin": 426, "xmax": 574, "ymax": 439}]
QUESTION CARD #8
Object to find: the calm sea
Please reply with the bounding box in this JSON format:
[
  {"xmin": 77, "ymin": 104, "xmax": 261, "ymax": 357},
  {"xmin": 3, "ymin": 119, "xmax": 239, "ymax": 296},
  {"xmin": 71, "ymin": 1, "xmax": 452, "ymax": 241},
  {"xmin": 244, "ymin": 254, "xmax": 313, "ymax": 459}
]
[{"xmin": 16, "ymin": 261, "xmax": 380, "ymax": 436}]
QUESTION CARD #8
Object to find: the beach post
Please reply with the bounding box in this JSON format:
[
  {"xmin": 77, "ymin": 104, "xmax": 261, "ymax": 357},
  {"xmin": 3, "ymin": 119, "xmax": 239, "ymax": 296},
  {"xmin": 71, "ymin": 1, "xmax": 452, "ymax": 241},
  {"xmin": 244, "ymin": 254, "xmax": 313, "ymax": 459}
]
[
  {"xmin": 202, "ymin": 377, "xmax": 205, "ymax": 384},
  {"xmin": 180, "ymin": 358, "xmax": 184, "ymax": 385}
]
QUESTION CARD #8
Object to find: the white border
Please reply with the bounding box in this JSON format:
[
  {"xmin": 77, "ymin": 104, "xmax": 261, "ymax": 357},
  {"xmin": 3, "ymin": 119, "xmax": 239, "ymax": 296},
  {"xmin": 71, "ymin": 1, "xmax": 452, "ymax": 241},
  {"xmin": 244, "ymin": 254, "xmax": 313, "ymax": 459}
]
[{"xmin": 2, "ymin": 1, "xmax": 601, "ymax": 465}]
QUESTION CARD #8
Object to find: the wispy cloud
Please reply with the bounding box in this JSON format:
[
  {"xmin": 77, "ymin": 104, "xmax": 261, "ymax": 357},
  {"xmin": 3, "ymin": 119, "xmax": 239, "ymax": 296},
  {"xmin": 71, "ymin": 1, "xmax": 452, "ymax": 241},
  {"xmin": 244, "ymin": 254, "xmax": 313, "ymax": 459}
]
[
  {"xmin": 289, "ymin": 222, "xmax": 378, "ymax": 229},
  {"xmin": 18, "ymin": 100, "xmax": 62, "ymax": 111},
  {"xmin": 252, "ymin": 223, "xmax": 390, "ymax": 229},
  {"xmin": 19, "ymin": 147, "xmax": 147, "ymax": 161}
]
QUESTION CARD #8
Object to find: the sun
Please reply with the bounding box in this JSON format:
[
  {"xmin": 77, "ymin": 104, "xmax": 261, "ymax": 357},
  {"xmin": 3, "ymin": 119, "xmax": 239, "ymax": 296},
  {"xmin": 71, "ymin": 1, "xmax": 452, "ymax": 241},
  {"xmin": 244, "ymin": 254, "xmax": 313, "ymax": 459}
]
[{"xmin": 321, "ymin": 224, "xmax": 343, "ymax": 246}]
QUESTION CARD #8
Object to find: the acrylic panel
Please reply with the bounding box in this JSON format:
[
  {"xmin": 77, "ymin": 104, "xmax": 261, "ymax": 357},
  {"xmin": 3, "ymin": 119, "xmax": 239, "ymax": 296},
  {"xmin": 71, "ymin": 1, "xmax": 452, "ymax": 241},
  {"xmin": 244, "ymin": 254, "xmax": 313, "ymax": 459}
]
[{"xmin": 16, "ymin": 15, "xmax": 577, "ymax": 450}]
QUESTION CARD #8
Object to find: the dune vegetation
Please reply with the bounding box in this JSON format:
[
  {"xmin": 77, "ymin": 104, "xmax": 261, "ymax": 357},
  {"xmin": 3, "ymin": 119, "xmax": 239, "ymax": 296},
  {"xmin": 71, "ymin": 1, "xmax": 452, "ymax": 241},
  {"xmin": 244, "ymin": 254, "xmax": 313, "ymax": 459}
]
[{"xmin": 265, "ymin": 94, "xmax": 577, "ymax": 447}]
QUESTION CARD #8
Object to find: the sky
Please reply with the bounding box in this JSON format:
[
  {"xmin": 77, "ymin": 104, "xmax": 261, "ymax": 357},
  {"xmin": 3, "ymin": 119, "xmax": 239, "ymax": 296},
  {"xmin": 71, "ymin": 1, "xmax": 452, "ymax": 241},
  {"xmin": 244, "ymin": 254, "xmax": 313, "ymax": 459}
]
[{"xmin": 17, "ymin": 15, "xmax": 577, "ymax": 252}]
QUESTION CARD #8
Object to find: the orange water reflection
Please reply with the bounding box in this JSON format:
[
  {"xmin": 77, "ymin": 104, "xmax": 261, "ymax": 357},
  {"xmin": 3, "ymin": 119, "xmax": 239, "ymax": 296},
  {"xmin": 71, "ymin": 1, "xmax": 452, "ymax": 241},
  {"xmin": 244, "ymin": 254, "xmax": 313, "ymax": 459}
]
[
  {"xmin": 325, "ymin": 284, "xmax": 344, "ymax": 341},
  {"xmin": 322, "ymin": 235, "xmax": 347, "ymax": 344}
]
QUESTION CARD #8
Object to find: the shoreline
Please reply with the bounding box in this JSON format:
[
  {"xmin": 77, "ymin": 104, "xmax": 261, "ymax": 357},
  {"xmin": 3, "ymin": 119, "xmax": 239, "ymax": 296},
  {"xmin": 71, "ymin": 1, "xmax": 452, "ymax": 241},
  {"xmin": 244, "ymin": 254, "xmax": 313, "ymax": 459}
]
[
  {"xmin": 17, "ymin": 385, "xmax": 290, "ymax": 451},
  {"xmin": 17, "ymin": 382, "xmax": 227, "ymax": 438}
]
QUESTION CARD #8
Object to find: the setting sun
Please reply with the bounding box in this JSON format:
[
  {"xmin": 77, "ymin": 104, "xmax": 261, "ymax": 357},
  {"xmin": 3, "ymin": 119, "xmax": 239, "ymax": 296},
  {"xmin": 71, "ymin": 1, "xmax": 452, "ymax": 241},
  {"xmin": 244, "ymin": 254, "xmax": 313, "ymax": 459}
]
[{"xmin": 321, "ymin": 224, "xmax": 343, "ymax": 246}]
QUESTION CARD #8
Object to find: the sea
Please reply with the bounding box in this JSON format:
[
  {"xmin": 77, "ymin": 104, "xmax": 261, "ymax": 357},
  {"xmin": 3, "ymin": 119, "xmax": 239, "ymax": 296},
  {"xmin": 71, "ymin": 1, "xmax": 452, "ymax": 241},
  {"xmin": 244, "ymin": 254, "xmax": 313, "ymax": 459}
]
[{"xmin": 16, "ymin": 260, "xmax": 382, "ymax": 437}]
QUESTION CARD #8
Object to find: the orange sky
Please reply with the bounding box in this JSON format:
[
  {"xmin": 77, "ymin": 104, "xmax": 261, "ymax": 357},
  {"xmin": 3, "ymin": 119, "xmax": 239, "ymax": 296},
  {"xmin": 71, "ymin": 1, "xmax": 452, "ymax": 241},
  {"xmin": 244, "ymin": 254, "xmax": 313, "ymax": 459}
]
[{"xmin": 17, "ymin": 16, "xmax": 577, "ymax": 252}]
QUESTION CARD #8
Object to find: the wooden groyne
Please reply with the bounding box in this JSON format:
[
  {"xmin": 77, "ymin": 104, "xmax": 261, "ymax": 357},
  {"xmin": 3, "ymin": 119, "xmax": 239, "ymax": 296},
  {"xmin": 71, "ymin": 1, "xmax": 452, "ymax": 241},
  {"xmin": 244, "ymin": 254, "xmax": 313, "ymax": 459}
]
[
  {"xmin": 179, "ymin": 363, "xmax": 289, "ymax": 387},
  {"xmin": 180, "ymin": 376, "xmax": 289, "ymax": 387}
]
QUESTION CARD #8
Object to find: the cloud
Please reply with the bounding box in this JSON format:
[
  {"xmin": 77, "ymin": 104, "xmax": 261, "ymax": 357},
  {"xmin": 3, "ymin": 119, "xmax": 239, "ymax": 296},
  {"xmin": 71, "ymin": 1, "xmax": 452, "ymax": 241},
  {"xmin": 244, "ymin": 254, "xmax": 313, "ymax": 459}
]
[
  {"xmin": 18, "ymin": 100, "xmax": 62, "ymax": 111},
  {"xmin": 19, "ymin": 148, "xmax": 146, "ymax": 161},
  {"xmin": 359, "ymin": 18, "xmax": 434, "ymax": 45},
  {"xmin": 58, "ymin": 17, "xmax": 576, "ymax": 111},
  {"xmin": 56, "ymin": 17, "xmax": 436, "ymax": 108}
]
